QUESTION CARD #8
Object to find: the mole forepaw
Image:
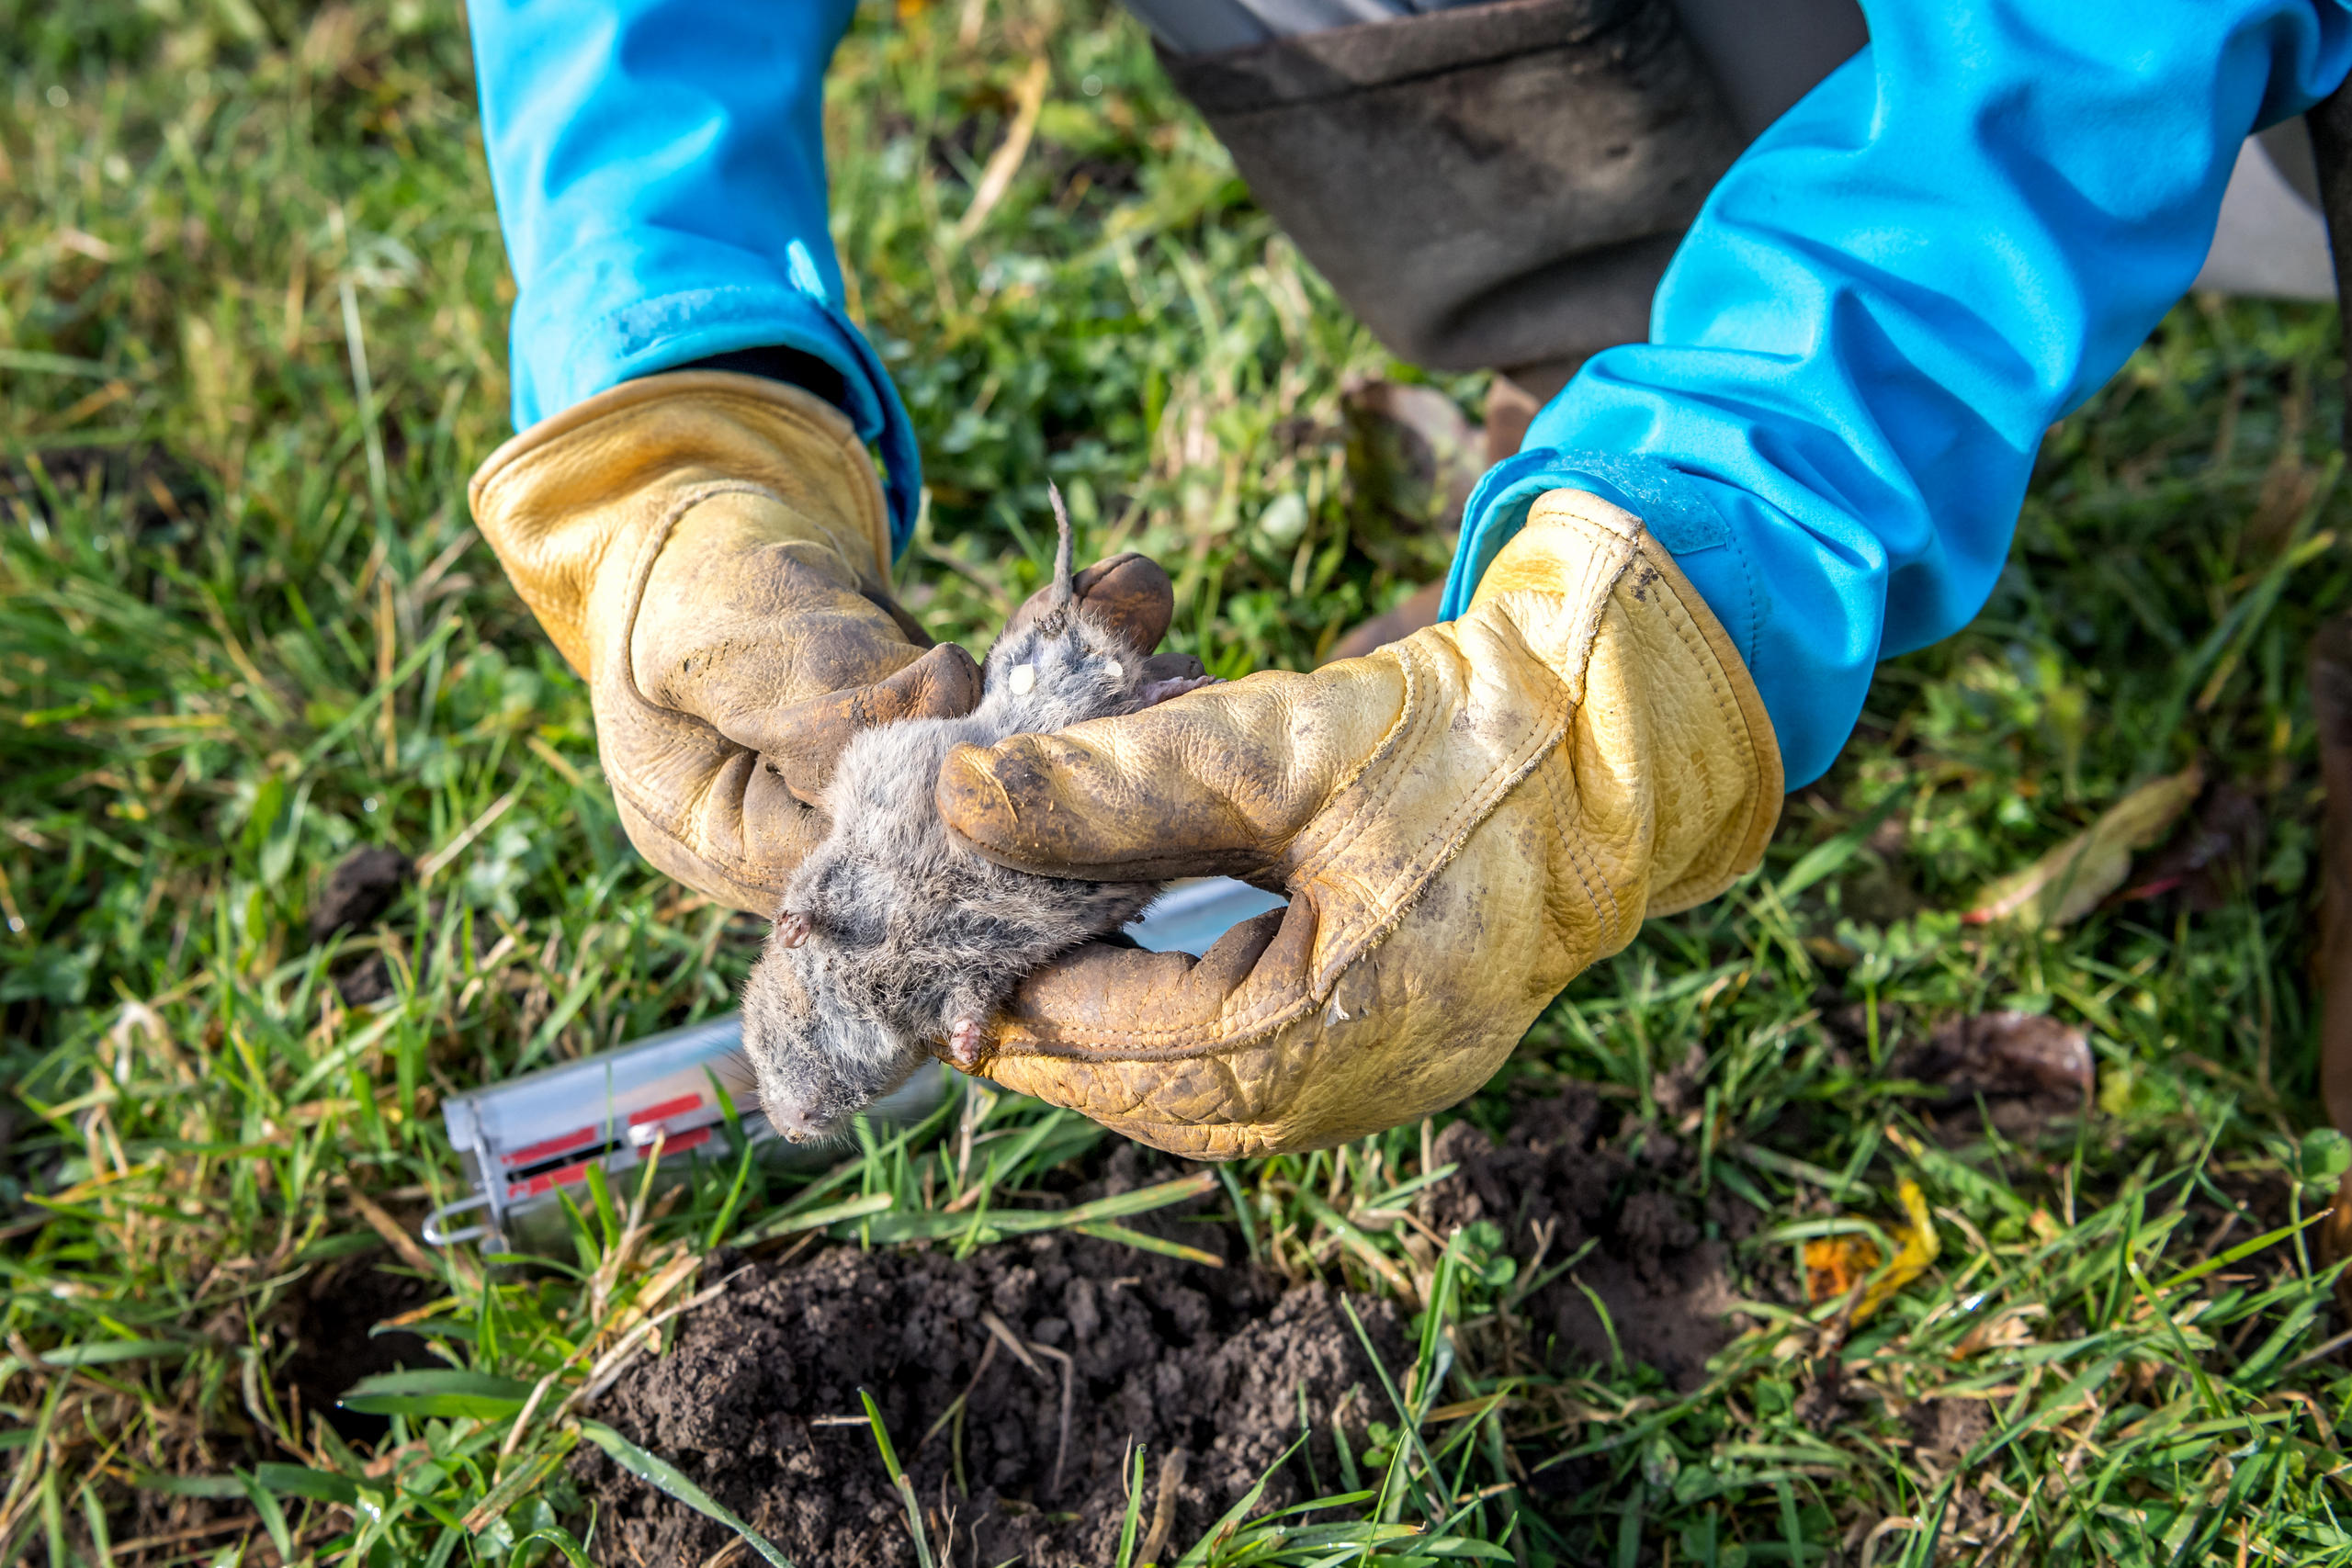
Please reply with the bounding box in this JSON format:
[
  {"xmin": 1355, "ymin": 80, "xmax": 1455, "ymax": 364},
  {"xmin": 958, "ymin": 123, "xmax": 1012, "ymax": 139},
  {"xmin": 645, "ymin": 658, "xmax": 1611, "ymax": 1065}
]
[
  {"xmin": 1135, "ymin": 673, "xmax": 1222, "ymax": 708},
  {"xmin": 775, "ymin": 910, "xmax": 812, "ymax": 947},
  {"xmin": 946, "ymin": 1016, "xmax": 986, "ymax": 1068}
]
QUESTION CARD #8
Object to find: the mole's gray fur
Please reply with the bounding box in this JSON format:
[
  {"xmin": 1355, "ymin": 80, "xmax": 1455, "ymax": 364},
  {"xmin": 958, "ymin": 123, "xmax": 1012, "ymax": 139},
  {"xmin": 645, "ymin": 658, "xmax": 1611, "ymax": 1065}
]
[{"xmin": 741, "ymin": 488, "xmax": 1210, "ymax": 1143}]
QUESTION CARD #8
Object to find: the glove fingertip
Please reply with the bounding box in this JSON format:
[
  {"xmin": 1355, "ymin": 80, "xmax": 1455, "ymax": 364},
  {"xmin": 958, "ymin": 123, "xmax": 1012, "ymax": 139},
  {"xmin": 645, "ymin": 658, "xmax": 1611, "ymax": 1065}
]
[
  {"xmin": 903, "ymin": 639, "xmax": 983, "ymax": 719},
  {"xmin": 935, "ymin": 737, "xmax": 1035, "ymax": 858}
]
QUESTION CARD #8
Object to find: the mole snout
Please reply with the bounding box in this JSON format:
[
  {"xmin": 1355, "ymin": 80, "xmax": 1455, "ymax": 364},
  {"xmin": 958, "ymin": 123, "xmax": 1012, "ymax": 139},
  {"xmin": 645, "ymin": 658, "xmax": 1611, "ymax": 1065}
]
[{"xmin": 769, "ymin": 1103, "xmax": 822, "ymax": 1143}]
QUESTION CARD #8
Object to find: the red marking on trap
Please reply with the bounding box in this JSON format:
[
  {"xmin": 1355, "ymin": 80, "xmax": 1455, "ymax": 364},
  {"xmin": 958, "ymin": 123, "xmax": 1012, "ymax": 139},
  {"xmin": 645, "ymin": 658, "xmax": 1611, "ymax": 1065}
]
[
  {"xmin": 503, "ymin": 1125, "xmax": 596, "ymax": 1168},
  {"xmin": 508, "ymin": 1156, "xmax": 603, "ymax": 1200},
  {"xmin": 639, "ymin": 1126, "xmax": 711, "ymax": 1158},
  {"xmin": 628, "ymin": 1093, "xmax": 703, "ymax": 1127}
]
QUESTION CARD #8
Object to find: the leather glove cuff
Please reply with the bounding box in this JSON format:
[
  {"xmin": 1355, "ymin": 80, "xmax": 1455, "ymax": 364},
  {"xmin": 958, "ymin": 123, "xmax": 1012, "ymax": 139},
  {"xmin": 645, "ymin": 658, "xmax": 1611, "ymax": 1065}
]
[
  {"xmin": 468, "ymin": 370, "xmax": 893, "ymax": 680},
  {"xmin": 466, "ymin": 370, "xmax": 959, "ymax": 916}
]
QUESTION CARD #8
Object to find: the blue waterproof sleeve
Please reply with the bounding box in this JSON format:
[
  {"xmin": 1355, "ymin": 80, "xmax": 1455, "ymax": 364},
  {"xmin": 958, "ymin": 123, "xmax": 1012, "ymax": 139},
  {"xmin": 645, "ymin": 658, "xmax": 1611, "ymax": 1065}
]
[
  {"xmin": 466, "ymin": 0, "xmax": 923, "ymax": 545},
  {"xmin": 1441, "ymin": 0, "xmax": 2352, "ymax": 789}
]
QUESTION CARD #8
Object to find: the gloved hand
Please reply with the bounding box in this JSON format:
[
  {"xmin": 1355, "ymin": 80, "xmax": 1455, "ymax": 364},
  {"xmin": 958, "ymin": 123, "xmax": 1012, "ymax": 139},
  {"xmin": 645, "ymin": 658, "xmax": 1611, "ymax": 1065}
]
[
  {"xmin": 469, "ymin": 370, "xmax": 983, "ymax": 913},
  {"xmin": 936, "ymin": 489, "xmax": 1784, "ymax": 1157}
]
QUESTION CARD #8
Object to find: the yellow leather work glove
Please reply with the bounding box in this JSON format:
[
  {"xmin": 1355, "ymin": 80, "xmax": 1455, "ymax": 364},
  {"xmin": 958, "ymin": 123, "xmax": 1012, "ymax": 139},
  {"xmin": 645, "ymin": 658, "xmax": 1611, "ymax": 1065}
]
[
  {"xmin": 469, "ymin": 371, "xmax": 981, "ymax": 913},
  {"xmin": 936, "ymin": 490, "xmax": 1784, "ymax": 1157}
]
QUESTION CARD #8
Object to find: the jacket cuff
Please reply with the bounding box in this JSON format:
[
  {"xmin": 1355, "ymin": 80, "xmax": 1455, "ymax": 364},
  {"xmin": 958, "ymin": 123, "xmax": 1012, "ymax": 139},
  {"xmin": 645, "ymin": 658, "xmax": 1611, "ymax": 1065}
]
[
  {"xmin": 1445, "ymin": 448, "xmax": 1857, "ymax": 791},
  {"xmin": 507, "ymin": 235, "xmax": 923, "ymax": 555}
]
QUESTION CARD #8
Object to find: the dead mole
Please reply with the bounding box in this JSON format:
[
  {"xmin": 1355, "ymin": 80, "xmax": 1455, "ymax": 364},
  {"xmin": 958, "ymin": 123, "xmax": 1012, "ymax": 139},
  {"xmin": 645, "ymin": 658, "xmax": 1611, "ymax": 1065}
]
[{"xmin": 741, "ymin": 487, "xmax": 1215, "ymax": 1142}]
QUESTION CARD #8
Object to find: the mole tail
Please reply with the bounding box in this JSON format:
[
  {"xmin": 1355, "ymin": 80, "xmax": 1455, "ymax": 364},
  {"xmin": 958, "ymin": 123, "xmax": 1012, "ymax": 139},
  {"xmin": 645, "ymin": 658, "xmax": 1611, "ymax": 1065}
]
[{"xmin": 1046, "ymin": 481, "xmax": 1075, "ymax": 615}]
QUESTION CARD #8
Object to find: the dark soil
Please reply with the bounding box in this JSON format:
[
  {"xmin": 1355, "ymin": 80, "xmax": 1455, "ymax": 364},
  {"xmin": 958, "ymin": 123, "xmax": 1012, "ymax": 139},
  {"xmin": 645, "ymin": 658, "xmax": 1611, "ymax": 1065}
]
[
  {"xmin": 307, "ymin": 844, "xmax": 415, "ymax": 943},
  {"xmin": 307, "ymin": 844, "xmax": 417, "ymax": 1006},
  {"xmin": 278, "ymin": 1251, "xmax": 441, "ymax": 1443},
  {"xmin": 1905, "ymin": 1395, "xmax": 1992, "ymax": 1461},
  {"xmin": 1424, "ymin": 1085, "xmax": 1751, "ymax": 1391},
  {"xmin": 579, "ymin": 1227, "xmax": 1407, "ymax": 1567},
  {"xmin": 579, "ymin": 1087, "xmax": 1756, "ymax": 1566}
]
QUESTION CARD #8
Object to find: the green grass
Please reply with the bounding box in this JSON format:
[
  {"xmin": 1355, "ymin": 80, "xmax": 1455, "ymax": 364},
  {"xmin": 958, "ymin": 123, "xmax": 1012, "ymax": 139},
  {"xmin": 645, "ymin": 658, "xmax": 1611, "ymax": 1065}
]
[{"xmin": 6, "ymin": 1, "xmax": 2352, "ymax": 1562}]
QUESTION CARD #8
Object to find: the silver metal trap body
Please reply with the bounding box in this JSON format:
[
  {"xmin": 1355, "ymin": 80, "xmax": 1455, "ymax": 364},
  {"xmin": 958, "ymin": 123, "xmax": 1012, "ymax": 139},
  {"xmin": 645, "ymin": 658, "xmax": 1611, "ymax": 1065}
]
[{"xmin": 424, "ymin": 877, "xmax": 1283, "ymax": 1252}]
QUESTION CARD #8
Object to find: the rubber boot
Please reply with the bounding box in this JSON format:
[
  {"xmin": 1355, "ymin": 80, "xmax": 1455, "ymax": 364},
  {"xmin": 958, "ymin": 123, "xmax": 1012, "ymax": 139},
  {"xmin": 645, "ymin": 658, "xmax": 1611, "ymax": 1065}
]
[
  {"xmin": 1159, "ymin": 0, "xmax": 1853, "ymax": 666},
  {"xmin": 1158, "ymin": 0, "xmax": 1744, "ymax": 382}
]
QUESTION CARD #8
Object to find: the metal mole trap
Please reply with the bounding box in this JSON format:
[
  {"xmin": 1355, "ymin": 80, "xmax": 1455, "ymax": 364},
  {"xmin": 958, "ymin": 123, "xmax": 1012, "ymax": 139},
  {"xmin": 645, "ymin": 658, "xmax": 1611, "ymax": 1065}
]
[{"xmin": 424, "ymin": 876, "xmax": 1284, "ymax": 1253}]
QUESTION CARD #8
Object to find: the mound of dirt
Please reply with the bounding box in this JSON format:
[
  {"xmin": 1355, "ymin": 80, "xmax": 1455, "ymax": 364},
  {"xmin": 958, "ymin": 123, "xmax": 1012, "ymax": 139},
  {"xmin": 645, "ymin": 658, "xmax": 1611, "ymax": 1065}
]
[
  {"xmin": 578, "ymin": 1088, "xmax": 1755, "ymax": 1564},
  {"xmin": 1424, "ymin": 1086, "xmax": 1751, "ymax": 1391},
  {"xmin": 578, "ymin": 1228, "xmax": 1407, "ymax": 1567}
]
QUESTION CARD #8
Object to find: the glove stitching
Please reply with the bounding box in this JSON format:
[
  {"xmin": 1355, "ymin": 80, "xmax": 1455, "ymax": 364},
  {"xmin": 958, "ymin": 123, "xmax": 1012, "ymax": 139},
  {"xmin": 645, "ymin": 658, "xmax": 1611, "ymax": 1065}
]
[
  {"xmin": 1640, "ymin": 570, "xmax": 1763, "ymax": 911},
  {"xmin": 1291, "ymin": 630, "xmax": 1546, "ymax": 910},
  {"xmin": 480, "ymin": 379, "xmax": 888, "ymax": 602},
  {"xmin": 1284, "ymin": 640, "xmax": 1426, "ymax": 877},
  {"xmin": 1533, "ymin": 745, "xmax": 1623, "ymax": 942},
  {"xmin": 1294, "ymin": 530, "xmax": 1627, "ymax": 997},
  {"xmin": 684, "ymin": 386, "xmax": 892, "ymax": 586},
  {"xmin": 1300, "ymin": 638, "xmax": 1561, "ymax": 1003}
]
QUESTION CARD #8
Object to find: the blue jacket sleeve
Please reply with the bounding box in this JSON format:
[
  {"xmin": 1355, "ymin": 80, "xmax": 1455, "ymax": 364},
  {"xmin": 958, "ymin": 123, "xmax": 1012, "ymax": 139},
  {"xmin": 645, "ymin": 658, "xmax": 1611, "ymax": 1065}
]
[
  {"xmin": 1441, "ymin": 0, "xmax": 2352, "ymax": 789},
  {"xmin": 466, "ymin": 0, "xmax": 923, "ymax": 546}
]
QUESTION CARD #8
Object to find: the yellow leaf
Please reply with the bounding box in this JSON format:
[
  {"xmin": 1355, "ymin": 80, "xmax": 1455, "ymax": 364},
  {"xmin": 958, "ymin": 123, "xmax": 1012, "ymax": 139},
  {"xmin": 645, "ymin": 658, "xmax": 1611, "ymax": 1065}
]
[
  {"xmin": 1856, "ymin": 1179, "xmax": 1941, "ymax": 1322},
  {"xmin": 1802, "ymin": 1179, "xmax": 1941, "ymax": 1325},
  {"xmin": 1963, "ymin": 761, "xmax": 2204, "ymax": 928},
  {"xmin": 1803, "ymin": 1233, "xmax": 1882, "ymax": 1304}
]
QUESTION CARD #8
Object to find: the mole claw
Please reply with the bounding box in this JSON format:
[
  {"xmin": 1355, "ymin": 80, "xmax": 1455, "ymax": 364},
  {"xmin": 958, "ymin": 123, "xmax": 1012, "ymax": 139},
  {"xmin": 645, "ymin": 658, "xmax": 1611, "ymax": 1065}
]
[
  {"xmin": 775, "ymin": 911, "xmax": 812, "ymax": 947},
  {"xmin": 947, "ymin": 1017, "xmax": 985, "ymax": 1068},
  {"xmin": 1135, "ymin": 673, "xmax": 1223, "ymax": 709}
]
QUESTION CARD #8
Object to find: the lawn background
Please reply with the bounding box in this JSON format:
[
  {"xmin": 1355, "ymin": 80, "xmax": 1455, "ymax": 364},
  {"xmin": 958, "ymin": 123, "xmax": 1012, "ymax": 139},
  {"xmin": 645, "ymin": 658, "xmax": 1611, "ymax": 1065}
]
[{"xmin": 7, "ymin": 0, "xmax": 2352, "ymax": 1562}]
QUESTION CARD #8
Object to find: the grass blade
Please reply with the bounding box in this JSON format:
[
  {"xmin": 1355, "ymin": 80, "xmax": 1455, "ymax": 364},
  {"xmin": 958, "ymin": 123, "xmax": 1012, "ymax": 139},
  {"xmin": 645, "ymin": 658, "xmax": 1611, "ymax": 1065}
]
[
  {"xmin": 251, "ymin": 1462, "xmax": 359, "ymax": 1506},
  {"xmin": 1116, "ymin": 1441, "xmax": 1148, "ymax": 1568},
  {"xmin": 234, "ymin": 1469, "xmax": 295, "ymax": 1564},
  {"xmin": 339, "ymin": 1369, "xmax": 534, "ymax": 1419},
  {"xmin": 1173, "ymin": 1434, "xmax": 1308, "ymax": 1568},
  {"xmin": 854, "ymin": 1171, "xmax": 1216, "ymax": 1243},
  {"xmin": 1073, "ymin": 1220, "xmax": 1226, "ymax": 1266},
  {"xmin": 513, "ymin": 1525, "xmax": 601, "ymax": 1567},
  {"xmin": 578, "ymin": 1419, "xmax": 797, "ymax": 1568},
  {"xmin": 858, "ymin": 1389, "xmax": 938, "ymax": 1568},
  {"xmin": 749, "ymin": 1190, "xmax": 896, "ymax": 1240},
  {"xmin": 462, "ymin": 1431, "xmax": 578, "ymax": 1532}
]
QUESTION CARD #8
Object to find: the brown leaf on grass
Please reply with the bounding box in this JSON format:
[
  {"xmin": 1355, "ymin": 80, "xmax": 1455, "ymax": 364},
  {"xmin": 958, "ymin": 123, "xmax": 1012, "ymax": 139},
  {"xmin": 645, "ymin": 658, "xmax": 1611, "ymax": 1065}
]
[
  {"xmin": 1340, "ymin": 376, "xmax": 1485, "ymax": 533},
  {"xmin": 1802, "ymin": 1179, "xmax": 1940, "ymax": 1324},
  {"xmin": 1894, "ymin": 1011, "xmax": 2094, "ymax": 1107},
  {"xmin": 1963, "ymin": 761, "xmax": 2205, "ymax": 928},
  {"xmin": 2113, "ymin": 781, "xmax": 2266, "ymax": 910}
]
